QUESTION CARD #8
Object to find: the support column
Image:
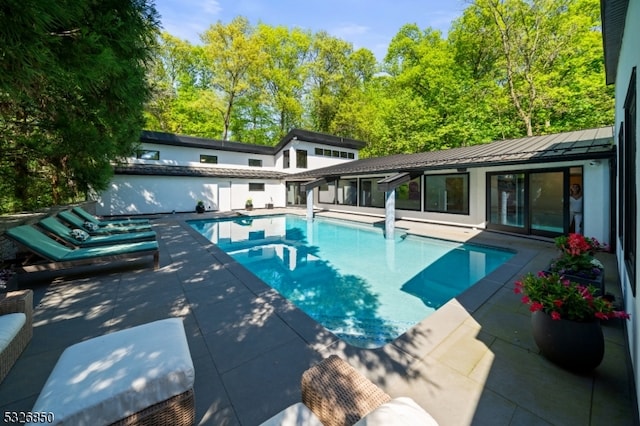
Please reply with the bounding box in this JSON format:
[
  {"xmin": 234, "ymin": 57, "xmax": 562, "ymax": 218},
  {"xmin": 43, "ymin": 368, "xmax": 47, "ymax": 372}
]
[
  {"xmin": 385, "ymin": 189, "xmax": 395, "ymax": 239},
  {"xmin": 306, "ymin": 188, "xmax": 314, "ymax": 221}
]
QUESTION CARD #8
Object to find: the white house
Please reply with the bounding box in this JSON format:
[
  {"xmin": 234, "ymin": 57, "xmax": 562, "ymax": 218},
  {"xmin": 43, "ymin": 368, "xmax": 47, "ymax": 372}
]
[
  {"xmin": 601, "ymin": 0, "xmax": 639, "ymax": 414},
  {"xmin": 295, "ymin": 127, "xmax": 615, "ymax": 244},
  {"xmin": 95, "ymin": 129, "xmax": 366, "ymax": 215},
  {"xmin": 97, "ymin": 126, "xmax": 615, "ymax": 245}
]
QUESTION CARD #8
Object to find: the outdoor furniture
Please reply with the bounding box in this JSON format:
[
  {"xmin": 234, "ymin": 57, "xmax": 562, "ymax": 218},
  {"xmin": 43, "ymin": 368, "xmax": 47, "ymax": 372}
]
[
  {"xmin": 72, "ymin": 206, "xmax": 150, "ymax": 227},
  {"xmin": 4, "ymin": 225, "xmax": 159, "ymax": 272},
  {"xmin": 58, "ymin": 210, "xmax": 152, "ymax": 235},
  {"xmin": 0, "ymin": 290, "xmax": 33, "ymax": 384},
  {"xmin": 261, "ymin": 355, "xmax": 438, "ymax": 426},
  {"xmin": 38, "ymin": 216, "xmax": 157, "ymax": 248},
  {"xmin": 28, "ymin": 318, "xmax": 195, "ymax": 426}
]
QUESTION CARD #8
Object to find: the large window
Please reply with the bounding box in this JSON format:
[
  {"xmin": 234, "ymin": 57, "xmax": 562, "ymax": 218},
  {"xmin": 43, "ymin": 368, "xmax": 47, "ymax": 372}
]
[
  {"xmin": 623, "ymin": 67, "xmax": 637, "ymax": 294},
  {"xmin": 319, "ymin": 182, "xmax": 336, "ymax": 204},
  {"xmin": 296, "ymin": 150, "xmax": 307, "ymax": 168},
  {"xmin": 359, "ymin": 177, "xmax": 385, "ymax": 208},
  {"xmin": 425, "ymin": 174, "xmax": 469, "ymax": 214},
  {"xmin": 337, "ymin": 179, "xmax": 357, "ymax": 205},
  {"xmin": 396, "ymin": 176, "xmax": 422, "ymax": 211}
]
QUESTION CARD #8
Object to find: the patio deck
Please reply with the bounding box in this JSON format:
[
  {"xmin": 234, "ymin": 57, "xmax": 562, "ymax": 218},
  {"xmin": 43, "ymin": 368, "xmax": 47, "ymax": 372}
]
[{"xmin": 0, "ymin": 209, "xmax": 637, "ymax": 425}]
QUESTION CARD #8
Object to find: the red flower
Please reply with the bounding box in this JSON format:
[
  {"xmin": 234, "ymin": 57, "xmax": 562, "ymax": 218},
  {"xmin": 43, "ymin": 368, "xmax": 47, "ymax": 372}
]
[
  {"xmin": 551, "ymin": 311, "xmax": 561, "ymax": 320},
  {"xmin": 595, "ymin": 312, "xmax": 608, "ymax": 320},
  {"xmin": 529, "ymin": 301, "xmax": 543, "ymax": 312},
  {"xmin": 553, "ymin": 299, "xmax": 563, "ymax": 308}
]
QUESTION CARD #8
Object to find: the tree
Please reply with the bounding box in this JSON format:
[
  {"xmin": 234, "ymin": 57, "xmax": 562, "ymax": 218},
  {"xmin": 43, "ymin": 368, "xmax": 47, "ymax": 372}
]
[
  {"xmin": 468, "ymin": 0, "xmax": 611, "ymax": 136},
  {"xmin": 254, "ymin": 24, "xmax": 312, "ymax": 138},
  {"xmin": 201, "ymin": 17, "xmax": 265, "ymax": 140},
  {"xmin": 145, "ymin": 33, "xmax": 224, "ymax": 138},
  {"xmin": 0, "ymin": 0, "xmax": 160, "ymax": 212}
]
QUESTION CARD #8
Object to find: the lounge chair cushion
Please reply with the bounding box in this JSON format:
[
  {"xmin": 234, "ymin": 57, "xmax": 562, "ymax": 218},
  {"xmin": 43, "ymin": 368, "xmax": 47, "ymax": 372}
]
[
  {"xmin": 0, "ymin": 313, "xmax": 26, "ymax": 353},
  {"xmin": 259, "ymin": 402, "xmax": 324, "ymax": 426},
  {"xmin": 29, "ymin": 318, "xmax": 194, "ymax": 426},
  {"xmin": 353, "ymin": 397, "xmax": 438, "ymax": 426},
  {"xmin": 70, "ymin": 229, "xmax": 90, "ymax": 241},
  {"xmin": 6, "ymin": 224, "xmax": 158, "ymax": 263}
]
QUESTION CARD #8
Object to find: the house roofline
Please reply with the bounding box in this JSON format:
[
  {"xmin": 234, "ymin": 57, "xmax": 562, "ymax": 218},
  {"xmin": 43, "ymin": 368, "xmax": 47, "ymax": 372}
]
[{"xmin": 139, "ymin": 129, "xmax": 367, "ymax": 155}]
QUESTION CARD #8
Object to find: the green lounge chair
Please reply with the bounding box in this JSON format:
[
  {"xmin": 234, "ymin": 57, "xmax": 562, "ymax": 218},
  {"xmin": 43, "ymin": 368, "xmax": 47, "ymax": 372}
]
[
  {"xmin": 4, "ymin": 225, "xmax": 159, "ymax": 272},
  {"xmin": 38, "ymin": 216, "xmax": 157, "ymax": 247},
  {"xmin": 58, "ymin": 210, "xmax": 152, "ymax": 235},
  {"xmin": 72, "ymin": 206, "xmax": 150, "ymax": 227}
]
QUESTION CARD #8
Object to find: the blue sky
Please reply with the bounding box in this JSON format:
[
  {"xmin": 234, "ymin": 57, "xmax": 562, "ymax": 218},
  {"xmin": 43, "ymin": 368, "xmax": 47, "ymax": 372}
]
[{"xmin": 153, "ymin": 0, "xmax": 468, "ymax": 60}]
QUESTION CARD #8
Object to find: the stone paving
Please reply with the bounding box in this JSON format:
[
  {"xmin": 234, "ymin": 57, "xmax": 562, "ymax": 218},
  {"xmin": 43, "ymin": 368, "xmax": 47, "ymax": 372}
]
[{"xmin": 0, "ymin": 209, "xmax": 637, "ymax": 425}]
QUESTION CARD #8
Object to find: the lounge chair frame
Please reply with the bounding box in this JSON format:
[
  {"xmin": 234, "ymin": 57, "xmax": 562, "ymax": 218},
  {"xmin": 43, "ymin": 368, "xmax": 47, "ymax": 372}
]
[{"xmin": 5, "ymin": 226, "xmax": 159, "ymax": 273}]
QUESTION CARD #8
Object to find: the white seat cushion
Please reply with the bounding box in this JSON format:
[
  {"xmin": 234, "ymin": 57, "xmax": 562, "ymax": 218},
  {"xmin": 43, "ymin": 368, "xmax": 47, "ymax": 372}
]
[
  {"xmin": 354, "ymin": 397, "xmax": 439, "ymax": 426},
  {"xmin": 259, "ymin": 402, "xmax": 324, "ymax": 426},
  {"xmin": 0, "ymin": 313, "xmax": 26, "ymax": 352},
  {"xmin": 29, "ymin": 318, "xmax": 194, "ymax": 426}
]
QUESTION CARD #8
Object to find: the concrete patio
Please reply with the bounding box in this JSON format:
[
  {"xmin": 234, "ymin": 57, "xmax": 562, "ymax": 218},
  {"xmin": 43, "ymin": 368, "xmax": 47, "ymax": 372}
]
[{"xmin": 0, "ymin": 209, "xmax": 637, "ymax": 425}]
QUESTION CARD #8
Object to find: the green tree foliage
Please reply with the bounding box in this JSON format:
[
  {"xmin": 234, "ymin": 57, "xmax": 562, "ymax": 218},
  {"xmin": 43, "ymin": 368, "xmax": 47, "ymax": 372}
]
[
  {"xmin": 464, "ymin": 0, "xmax": 612, "ymax": 136},
  {"xmin": 201, "ymin": 16, "xmax": 266, "ymax": 140},
  {"xmin": 1, "ymin": 0, "xmax": 159, "ymax": 213},
  {"xmin": 144, "ymin": 0, "xmax": 612, "ymax": 156}
]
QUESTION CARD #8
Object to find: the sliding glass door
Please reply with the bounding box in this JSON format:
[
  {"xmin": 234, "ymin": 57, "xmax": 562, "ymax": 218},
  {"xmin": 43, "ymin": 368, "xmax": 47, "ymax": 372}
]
[
  {"xmin": 488, "ymin": 168, "xmax": 575, "ymax": 237},
  {"xmin": 489, "ymin": 173, "xmax": 525, "ymax": 229},
  {"xmin": 530, "ymin": 171, "xmax": 564, "ymax": 234}
]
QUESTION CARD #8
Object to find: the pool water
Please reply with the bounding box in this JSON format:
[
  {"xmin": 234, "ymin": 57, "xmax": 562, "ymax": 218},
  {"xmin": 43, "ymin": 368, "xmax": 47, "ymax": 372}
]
[{"xmin": 189, "ymin": 214, "xmax": 514, "ymax": 348}]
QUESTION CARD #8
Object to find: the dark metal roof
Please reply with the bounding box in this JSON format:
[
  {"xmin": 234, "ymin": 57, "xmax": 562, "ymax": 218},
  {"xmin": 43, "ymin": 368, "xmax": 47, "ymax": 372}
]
[
  {"xmin": 600, "ymin": 0, "xmax": 629, "ymax": 85},
  {"xmin": 140, "ymin": 128, "xmax": 367, "ymax": 155},
  {"xmin": 114, "ymin": 164, "xmax": 287, "ymax": 179},
  {"xmin": 289, "ymin": 127, "xmax": 615, "ymax": 179}
]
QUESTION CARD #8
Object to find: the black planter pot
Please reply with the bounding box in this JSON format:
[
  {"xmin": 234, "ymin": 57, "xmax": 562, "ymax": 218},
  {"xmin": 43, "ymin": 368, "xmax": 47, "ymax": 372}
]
[
  {"xmin": 195, "ymin": 205, "xmax": 205, "ymax": 214},
  {"xmin": 531, "ymin": 310, "xmax": 604, "ymax": 372}
]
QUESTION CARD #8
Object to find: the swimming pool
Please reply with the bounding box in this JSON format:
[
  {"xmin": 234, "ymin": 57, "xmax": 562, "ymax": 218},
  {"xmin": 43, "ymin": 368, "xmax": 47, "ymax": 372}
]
[{"xmin": 189, "ymin": 214, "xmax": 514, "ymax": 348}]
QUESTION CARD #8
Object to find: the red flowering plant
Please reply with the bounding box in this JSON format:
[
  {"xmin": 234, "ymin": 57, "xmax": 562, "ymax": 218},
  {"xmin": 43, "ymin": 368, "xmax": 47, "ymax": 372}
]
[
  {"xmin": 548, "ymin": 233, "xmax": 607, "ymax": 280},
  {"xmin": 514, "ymin": 271, "xmax": 629, "ymax": 321}
]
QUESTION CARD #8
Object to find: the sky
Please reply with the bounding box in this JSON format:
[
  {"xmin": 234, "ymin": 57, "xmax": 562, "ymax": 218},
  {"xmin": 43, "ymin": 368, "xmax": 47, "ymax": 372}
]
[{"xmin": 152, "ymin": 0, "xmax": 468, "ymax": 60}]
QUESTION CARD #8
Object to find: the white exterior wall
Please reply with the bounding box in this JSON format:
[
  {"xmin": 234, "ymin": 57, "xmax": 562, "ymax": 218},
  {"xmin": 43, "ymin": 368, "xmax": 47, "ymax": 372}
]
[
  {"xmin": 133, "ymin": 143, "xmax": 275, "ymax": 168},
  {"xmin": 275, "ymin": 140, "xmax": 359, "ymax": 173},
  {"xmin": 314, "ymin": 159, "xmax": 610, "ymax": 244},
  {"xmin": 612, "ymin": 0, "xmax": 640, "ymax": 414},
  {"xmin": 96, "ymin": 175, "xmax": 285, "ymax": 215},
  {"xmin": 97, "ymin": 137, "xmax": 359, "ymax": 215}
]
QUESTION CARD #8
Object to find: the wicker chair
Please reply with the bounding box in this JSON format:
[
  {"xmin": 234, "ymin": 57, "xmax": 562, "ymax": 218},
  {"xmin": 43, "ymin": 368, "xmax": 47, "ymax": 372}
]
[
  {"xmin": 0, "ymin": 289, "xmax": 33, "ymax": 383},
  {"xmin": 301, "ymin": 355, "xmax": 392, "ymax": 426}
]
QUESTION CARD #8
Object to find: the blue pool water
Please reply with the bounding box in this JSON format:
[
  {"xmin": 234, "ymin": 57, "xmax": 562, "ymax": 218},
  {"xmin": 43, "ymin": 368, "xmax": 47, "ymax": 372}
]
[{"xmin": 189, "ymin": 214, "xmax": 514, "ymax": 348}]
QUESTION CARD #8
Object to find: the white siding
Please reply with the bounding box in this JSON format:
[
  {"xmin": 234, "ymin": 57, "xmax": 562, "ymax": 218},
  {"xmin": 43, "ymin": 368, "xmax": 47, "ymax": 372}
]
[{"xmin": 613, "ymin": 0, "xmax": 640, "ymax": 414}]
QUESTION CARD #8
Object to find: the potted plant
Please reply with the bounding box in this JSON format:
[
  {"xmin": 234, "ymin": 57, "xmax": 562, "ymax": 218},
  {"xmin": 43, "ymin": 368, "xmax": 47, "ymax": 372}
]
[
  {"xmin": 245, "ymin": 198, "xmax": 253, "ymax": 211},
  {"xmin": 547, "ymin": 233, "xmax": 606, "ymax": 293},
  {"xmin": 195, "ymin": 200, "xmax": 205, "ymax": 214},
  {"xmin": 515, "ymin": 271, "xmax": 629, "ymax": 371}
]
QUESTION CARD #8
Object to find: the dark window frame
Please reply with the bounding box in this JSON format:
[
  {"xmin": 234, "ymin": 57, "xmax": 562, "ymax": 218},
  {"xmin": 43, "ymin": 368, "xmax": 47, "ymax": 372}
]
[
  {"xmin": 199, "ymin": 154, "xmax": 218, "ymax": 164},
  {"xmin": 136, "ymin": 150, "xmax": 159, "ymax": 160},
  {"xmin": 283, "ymin": 150, "xmax": 290, "ymax": 169},
  {"xmin": 248, "ymin": 182, "xmax": 265, "ymax": 192},
  {"xmin": 623, "ymin": 67, "xmax": 637, "ymax": 295},
  {"xmin": 296, "ymin": 149, "xmax": 307, "ymax": 168},
  {"xmin": 248, "ymin": 158, "xmax": 263, "ymax": 167},
  {"xmin": 425, "ymin": 173, "xmax": 470, "ymax": 215}
]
